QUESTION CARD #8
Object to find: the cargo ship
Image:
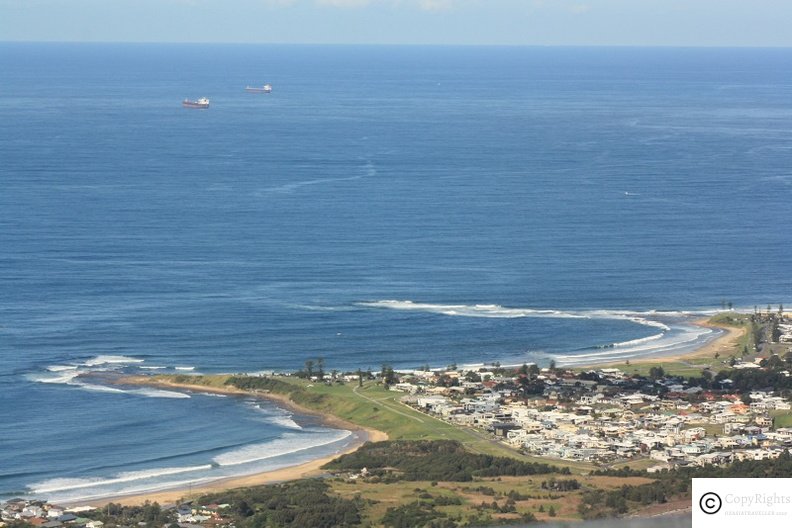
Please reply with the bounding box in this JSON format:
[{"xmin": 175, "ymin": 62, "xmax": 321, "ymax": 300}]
[
  {"xmin": 245, "ymin": 84, "xmax": 272, "ymax": 94},
  {"xmin": 182, "ymin": 98, "xmax": 210, "ymax": 109}
]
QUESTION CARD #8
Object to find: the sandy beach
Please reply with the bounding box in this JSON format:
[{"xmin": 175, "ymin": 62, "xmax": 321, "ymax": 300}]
[
  {"xmin": 81, "ymin": 378, "xmax": 387, "ymax": 508},
  {"xmin": 643, "ymin": 318, "xmax": 746, "ymax": 363},
  {"xmin": 80, "ymin": 318, "xmax": 742, "ymax": 508},
  {"xmin": 587, "ymin": 318, "xmax": 746, "ymax": 369},
  {"xmin": 88, "ymin": 446, "xmax": 354, "ymax": 507}
]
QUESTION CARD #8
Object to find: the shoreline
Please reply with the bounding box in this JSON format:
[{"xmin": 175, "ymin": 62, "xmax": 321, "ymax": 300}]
[
  {"xmin": 587, "ymin": 317, "xmax": 746, "ymax": 369},
  {"xmin": 646, "ymin": 318, "xmax": 746, "ymax": 363},
  {"xmin": 118, "ymin": 376, "xmax": 388, "ymax": 441},
  {"xmin": 70, "ymin": 316, "xmax": 742, "ymax": 509},
  {"xmin": 85, "ymin": 441, "xmax": 359, "ymax": 508},
  {"xmin": 76, "ymin": 377, "xmax": 387, "ymax": 508}
]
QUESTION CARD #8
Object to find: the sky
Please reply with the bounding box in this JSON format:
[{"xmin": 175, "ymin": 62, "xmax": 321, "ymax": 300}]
[{"xmin": 2, "ymin": 0, "xmax": 792, "ymax": 46}]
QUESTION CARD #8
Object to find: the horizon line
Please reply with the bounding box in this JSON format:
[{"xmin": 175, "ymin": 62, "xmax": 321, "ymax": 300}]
[{"xmin": 2, "ymin": 40, "xmax": 792, "ymax": 50}]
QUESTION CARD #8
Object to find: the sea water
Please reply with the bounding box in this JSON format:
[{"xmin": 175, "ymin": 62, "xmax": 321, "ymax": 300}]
[{"xmin": 1, "ymin": 43, "xmax": 791, "ymax": 502}]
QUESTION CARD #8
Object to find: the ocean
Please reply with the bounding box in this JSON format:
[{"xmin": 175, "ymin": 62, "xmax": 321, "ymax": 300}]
[{"xmin": 1, "ymin": 43, "xmax": 791, "ymax": 502}]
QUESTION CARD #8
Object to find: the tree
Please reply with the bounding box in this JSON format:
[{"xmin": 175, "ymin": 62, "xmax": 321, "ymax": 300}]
[
  {"xmin": 357, "ymin": 368, "xmax": 364, "ymax": 387},
  {"xmin": 548, "ymin": 505, "xmax": 556, "ymax": 517},
  {"xmin": 549, "ymin": 359, "xmax": 557, "ymax": 371},
  {"xmin": 234, "ymin": 499, "xmax": 253, "ymax": 517},
  {"xmin": 304, "ymin": 359, "xmax": 315, "ymax": 379},
  {"xmin": 649, "ymin": 366, "xmax": 665, "ymax": 380},
  {"xmin": 772, "ymin": 321, "xmax": 782, "ymax": 342},
  {"xmin": 465, "ymin": 370, "xmax": 482, "ymax": 383},
  {"xmin": 381, "ymin": 364, "xmax": 397, "ymax": 387},
  {"xmin": 316, "ymin": 357, "xmax": 325, "ymax": 380}
]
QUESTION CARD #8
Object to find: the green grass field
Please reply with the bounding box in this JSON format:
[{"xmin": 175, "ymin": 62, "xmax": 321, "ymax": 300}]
[
  {"xmin": 771, "ymin": 410, "xmax": 792, "ymax": 428},
  {"xmin": 153, "ymin": 373, "xmax": 595, "ymax": 472},
  {"xmin": 281, "ymin": 377, "xmax": 595, "ymax": 471}
]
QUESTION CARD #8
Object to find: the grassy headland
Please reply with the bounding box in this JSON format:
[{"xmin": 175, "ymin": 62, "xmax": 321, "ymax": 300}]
[
  {"xmin": 124, "ymin": 373, "xmax": 589, "ymax": 469},
  {"xmin": 107, "ymin": 310, "xmax": 792, "ymax": 526}
]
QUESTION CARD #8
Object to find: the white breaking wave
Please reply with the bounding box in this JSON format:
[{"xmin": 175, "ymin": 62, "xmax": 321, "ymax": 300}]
[
  {"xmin": 360, "ymin": 299, "xmax": 720, "ymax": 366},
  {"xmin": 29, "ymin": 464, "xmax": 213, "ymax": 494},
  {"xmin": 30, "ymin": 364, "xmax": 190, "ymax": 399},
  {"xmin": 358, "ymin": 300, "xmax": 586, "ymax": 319},
  {"xmin": 553, "ymin": 327, "xmax": 714, "ymax": 365},
  {"xmin": 247, "ymin": 403, "xmax": 303, "ymax": 430},
  {"xmin": 130, "ymin": 388, "xmax": 191, "ymax": 399},
  {"xmin": 46, "ymin": 365, "xmax": 78, "ymax": 372},
  {"xmin": 175, "ymin": 366, "xmax": 195, "ymax": 371},
  {"xmin": 28, "ymin": 369, "xmax": 84, "ymax": 385},
  {"xmin": 268, "ymin": 415, "xmax": 303, "ymax": 430},
  {"xmin": 140, "ymin": 366, "xmax": 167, "ymax": 370},
  {"xmin": 213, "ymin": 430, "xmax": 352, "ymax": 467},
  {"xmin": 607, "ymin": 332, "xmax": 665, "ymax": 348},
  {"xmin": 360, "ymin": 300, "xmax": 679, "ymax": 331},
  {"xmin": 83, "ymin": 355, "xmax": 144, "ymax": 367}
]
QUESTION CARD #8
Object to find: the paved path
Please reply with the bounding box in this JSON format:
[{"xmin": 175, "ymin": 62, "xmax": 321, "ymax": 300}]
[{"xmin": 352, "ymin": 385, "xmax": 425, "ymax": 423}]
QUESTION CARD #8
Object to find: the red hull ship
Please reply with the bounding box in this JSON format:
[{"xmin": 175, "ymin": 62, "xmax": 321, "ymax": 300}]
[{"xmin": 182, "ymin": 98, "xmax": 209, "ymax": 109}]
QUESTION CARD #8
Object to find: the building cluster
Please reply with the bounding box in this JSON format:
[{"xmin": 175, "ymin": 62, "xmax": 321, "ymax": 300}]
[
  {"xmin": 391, "ymin": 365, "xmax": 792, "ymax": 470},
  {"xmin": 0, "ymin": 500, "xmax": 234, "ymax": 528},
  {"xmin": 0, "ymin": 501, "xmax": 99, "ymax": 528},
  {"xmin": 172, "ymin": 502, "xmax": 232, "ymax": 528}
]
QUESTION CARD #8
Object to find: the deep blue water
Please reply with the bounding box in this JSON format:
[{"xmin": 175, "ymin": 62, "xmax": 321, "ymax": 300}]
[{"xmin": 1, "ymin": 43, "xmax": 791, "ymax": 502}]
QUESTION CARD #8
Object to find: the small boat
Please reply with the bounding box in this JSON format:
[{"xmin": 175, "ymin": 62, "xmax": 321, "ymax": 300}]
[
  {"xmin": 245, "ymin": 84, "xmax": 272, "ymax": 94},
  {"xmin": 182, "ymin": 97, "xmax": 209, "ymax": 109}
]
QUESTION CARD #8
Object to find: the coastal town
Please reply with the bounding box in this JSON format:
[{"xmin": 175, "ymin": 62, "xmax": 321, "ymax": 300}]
[
  {"xmin": 386, "ymin": 311, "xmax": 792, "ymax": 469},
  {"xmin": 396, "ymin": 362, "xmax": 792, "ymax": 469},
  {"xmin": 0, "ymin": 499, "xmax": 233, "ymax": 528},
  {"xmin": 5, "ymin": 312, "xmax": 792, "ymax": 528}
]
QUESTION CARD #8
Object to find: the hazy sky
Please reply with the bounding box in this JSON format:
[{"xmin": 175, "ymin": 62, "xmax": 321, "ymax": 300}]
[{"xmin": 2, "ymin": 0, "xmax": 792, "ymax": 46}]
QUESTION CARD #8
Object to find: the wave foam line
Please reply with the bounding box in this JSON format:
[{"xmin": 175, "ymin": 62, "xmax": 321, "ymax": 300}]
[
  {"xmin": 42, "ymin": 476, "xmax": 219, "ymax": 504},
  {"xmin": 358, "ymin": 300, "xmax": 586, "ymax": 319},
  {"xmin": 213, "ymin": 430, "xmax": 352, "ymax": 467},
  {"xmin": 29, "ymin": 464, "xmax": 213, "ymax": 494},
  {"xmin": 46, "ymin": 365, "xmax": 78, "ymax": 372},
  {"xmin": 597, "ymin": 332, "xmax": 666, "ymax": 349},
  {"xmin": 360, "ymin": 300, "xmax": 680, "ymax": 334},
  {"xmin": 30, "ymin": 366, "xmax": 190, "ymax": 399},
  {"xmin": 553, "ymin": 328, "xmax": 714, "ymax": 364},
  {"xmin": 82, "ymin": 355, "xmax": 144, "ymax": 367},
  {"xmin": 247, "ymin": 403, "xmax": 302, "ymax": 430}
]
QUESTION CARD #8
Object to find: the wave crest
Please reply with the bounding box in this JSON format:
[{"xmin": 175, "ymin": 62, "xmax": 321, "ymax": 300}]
[{"xmin": 213, "ymin": 430, "xmax": 352, "ymax": 467}]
